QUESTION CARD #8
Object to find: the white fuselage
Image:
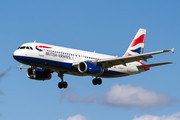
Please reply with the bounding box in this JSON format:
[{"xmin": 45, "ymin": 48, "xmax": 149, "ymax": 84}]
[
  {"xmin": 12, "ymin": 29, "xmax": 173, "ymax": 89},
  {"xmin": 13, "ymin": 42, "xmax": 144, "ymax": 78}
]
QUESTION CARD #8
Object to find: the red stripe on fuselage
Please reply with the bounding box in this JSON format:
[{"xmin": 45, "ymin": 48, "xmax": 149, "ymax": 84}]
[
  {"xmin": 36, "ymin": 45, "xmax": 52, "ymax": 48},
  {"xmin": 138, "ymin": 62, "xmax": 150, "ymax": 71}
]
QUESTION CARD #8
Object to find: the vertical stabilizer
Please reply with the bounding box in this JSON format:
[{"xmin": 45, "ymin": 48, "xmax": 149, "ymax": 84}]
[{"xmin": 124, "ymin": 29, "xmax": 146, "ymax": 56}]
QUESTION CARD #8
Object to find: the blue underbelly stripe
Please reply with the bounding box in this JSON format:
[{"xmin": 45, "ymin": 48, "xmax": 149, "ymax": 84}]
[{"xmin": 13, "ymin": 56, "xmax": 128, "ymax": 77}]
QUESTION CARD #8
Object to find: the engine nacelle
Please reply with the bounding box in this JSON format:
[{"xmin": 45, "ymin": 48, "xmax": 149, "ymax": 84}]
[
  {"xmin": 78, "ymin": 61, "xmax": 104, "ymax": 74},
  {"xmin": 26, "ymin": 68, "xmax": 52, "ymax": 80}
]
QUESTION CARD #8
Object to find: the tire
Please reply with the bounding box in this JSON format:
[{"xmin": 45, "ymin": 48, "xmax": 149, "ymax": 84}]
[
  {"xmin": 58, "ymin": 82, "xmax": 63, "ymax": 89},
  {"xmin": 63, "ymin": 82, "xmax": 68, "ymax": 88},
  {"xmin": 92, "ymin": 79, "xmax": 97, "ymax": 85},
  {"xmin": 97, "ymin": 78, "xmax": 102, "ymax": 85}
]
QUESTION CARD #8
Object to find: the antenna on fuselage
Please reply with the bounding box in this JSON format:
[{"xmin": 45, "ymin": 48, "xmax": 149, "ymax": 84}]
[{"xmin": 34, "ymin": 40, "xmax": 36, "ymax": 43}]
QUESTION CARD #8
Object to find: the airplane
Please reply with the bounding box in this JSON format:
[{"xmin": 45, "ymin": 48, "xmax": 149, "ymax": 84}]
[{"xmin": 13, "ymin": 28, "xmax": 174, "ymax": 89}]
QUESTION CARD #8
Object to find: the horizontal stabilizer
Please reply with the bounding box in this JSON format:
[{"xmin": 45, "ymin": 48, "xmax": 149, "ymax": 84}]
[{"xmin": 137, "ymin": 62, "xmax": 173, "ymax": 68}]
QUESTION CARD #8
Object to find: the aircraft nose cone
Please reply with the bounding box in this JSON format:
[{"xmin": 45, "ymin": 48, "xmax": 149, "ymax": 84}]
[
  {"xmin": 13, "ymin": 50, "xmax": 29, "ymax": 64},
  {"xmin": 13, "ymin": 50, "xmax": 20, "ymax": 61},
  {"xmin": 13, "ymin": 51, "xmax": 17, "ymax": 60}
]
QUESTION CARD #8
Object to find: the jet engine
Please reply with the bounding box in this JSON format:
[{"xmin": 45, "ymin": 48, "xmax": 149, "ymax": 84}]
[
  {"xmin": 78, "ymin": 62, "xmax": 104, "ymax": 74},
  {"xmin": 26, "ymin": 68, "xmax": 52, "ymax": 80}
]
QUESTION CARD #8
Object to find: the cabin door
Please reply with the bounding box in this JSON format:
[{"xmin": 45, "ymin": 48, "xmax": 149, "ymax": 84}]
[{"xmin": 39, "ymin": 49, "xmax": 45, "ymax": 57}]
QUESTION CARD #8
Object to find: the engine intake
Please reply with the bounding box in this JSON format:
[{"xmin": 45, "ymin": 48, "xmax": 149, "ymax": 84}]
[
  {"xmin": 26, "ymin": 68, "xmax": 52, "ymax": 80},
  {"xmin": 78, "ymin": 62, "xmax": 104, "ymax": 74}
]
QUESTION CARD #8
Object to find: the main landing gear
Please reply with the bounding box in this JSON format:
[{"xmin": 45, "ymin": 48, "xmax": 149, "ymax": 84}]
[
  {"xmin": 57, "ymin": 73, "xmax": 103, "ymax": 89},
  {"xmin": 58, "ymin": 81, "xmax": 68, "ymax": 89},
  {"xmin": 58, "ymin": 73, "xmax": 68, "ymax": 89},
  {"xmin": 92, "ymin": 77, "xmax": 102, "ymax": 85}
]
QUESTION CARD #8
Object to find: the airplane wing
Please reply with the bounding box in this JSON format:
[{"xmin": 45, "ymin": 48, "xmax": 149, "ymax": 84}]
[{"xmin": 93, "ymin": 48, "xmax": 174, "ymax": 68}]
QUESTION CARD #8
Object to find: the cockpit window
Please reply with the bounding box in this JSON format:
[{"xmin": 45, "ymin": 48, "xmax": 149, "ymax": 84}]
[
  {"xmin": 18, "ymin": 46, "xmax": 33, "ymax": 50},
  {"xmin": 19, "ymin": 46, "xmax": 26, "ymax": 49}
]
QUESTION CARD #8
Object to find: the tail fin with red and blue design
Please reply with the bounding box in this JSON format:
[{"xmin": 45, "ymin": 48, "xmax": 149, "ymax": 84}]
[{"xmin": 124, "ymin": 28, "xmax": 146, "ymax": 56}]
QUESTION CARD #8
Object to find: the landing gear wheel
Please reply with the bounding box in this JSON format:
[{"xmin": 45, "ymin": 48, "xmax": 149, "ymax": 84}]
[
  {"xmin": 97, "ymin": 78, "xmax": 102, "ymax": 85},
  {"xmin": 63, "ymin": 82, "xmax": 68, "ymax": 88},
  {"xmin": 58, "ymin": 73, "xmax": 68, "ymax": 89},
  {"xmin": 58, "ymin": 82, "xmax": 68, "ymax": 89},
  {"xmin": 92, "ymin": 78, "xmax": 102, "ymax": 85},
  {"xmin": 92, "ymin": 79, "xmax": 98, "ymax": 85},
  {"xmin": 58, "ymin": 82, "xmax": 63, "ymax": 89}
]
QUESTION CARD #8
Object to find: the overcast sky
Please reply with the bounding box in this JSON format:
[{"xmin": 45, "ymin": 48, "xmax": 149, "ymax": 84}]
[{"xmin": 0, "ymin": 0, "xmax": 179, "ymax": 120}]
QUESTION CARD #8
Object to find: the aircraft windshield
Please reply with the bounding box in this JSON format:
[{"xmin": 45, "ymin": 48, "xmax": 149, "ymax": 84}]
[{"xmin": 18, "ymin": 46, "xmax": 33, "ymax": 50}]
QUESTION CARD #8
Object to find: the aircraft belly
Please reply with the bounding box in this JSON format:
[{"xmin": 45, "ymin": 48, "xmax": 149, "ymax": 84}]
[{"xmin": 14, "ymin": 56, "xmax": 129, "ymax": 78}]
